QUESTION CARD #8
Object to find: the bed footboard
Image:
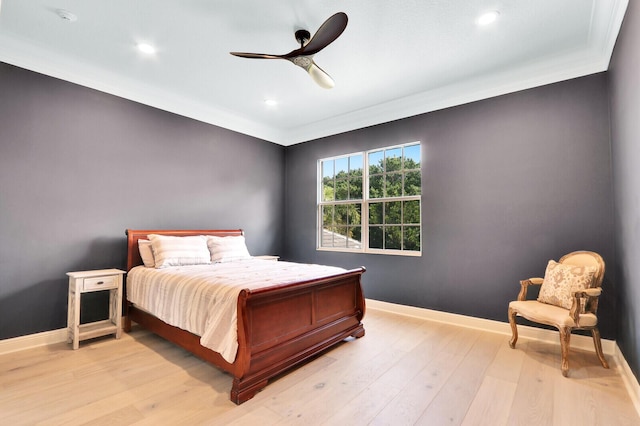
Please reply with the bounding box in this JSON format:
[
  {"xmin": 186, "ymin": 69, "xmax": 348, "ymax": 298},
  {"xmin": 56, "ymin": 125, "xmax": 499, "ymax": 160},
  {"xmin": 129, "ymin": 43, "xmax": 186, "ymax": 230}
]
[{"xmin": 231, "ymin": 268, "xmax": 366, "ymax": 403}]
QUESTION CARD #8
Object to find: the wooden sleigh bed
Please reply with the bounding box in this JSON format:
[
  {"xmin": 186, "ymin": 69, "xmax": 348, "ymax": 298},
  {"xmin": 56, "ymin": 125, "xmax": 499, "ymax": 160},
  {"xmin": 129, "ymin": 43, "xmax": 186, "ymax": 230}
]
[{"xmin": 123, "ymin": 229, "xmax": 366, "ymax": 404}]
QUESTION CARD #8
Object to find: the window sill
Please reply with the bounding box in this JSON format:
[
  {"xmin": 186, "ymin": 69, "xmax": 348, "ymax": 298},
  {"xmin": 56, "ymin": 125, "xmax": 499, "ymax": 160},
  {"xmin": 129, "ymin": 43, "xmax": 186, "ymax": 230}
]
[{"xmin": 316, "ymin": 247, "xmax": 422, "ymax": 257}]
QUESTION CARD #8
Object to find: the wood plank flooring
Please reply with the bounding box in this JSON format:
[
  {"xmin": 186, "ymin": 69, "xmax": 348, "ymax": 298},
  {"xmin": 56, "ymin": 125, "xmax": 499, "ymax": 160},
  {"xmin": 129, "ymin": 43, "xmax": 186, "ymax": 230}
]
[{"xmin": 1, "ymin": 308, "xmax": 638, "ymax": 425}]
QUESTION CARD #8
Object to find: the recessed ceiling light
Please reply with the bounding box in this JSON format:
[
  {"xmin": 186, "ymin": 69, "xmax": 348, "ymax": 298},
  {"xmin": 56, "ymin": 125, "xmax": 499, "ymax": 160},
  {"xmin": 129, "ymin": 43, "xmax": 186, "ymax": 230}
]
[
  {"xmin": 137, "ymin": 43, "xmax": 156, "ymax": 55},
  {"xmin": 477, "ymin": 11, "xmax": 499, "ymax": 26},
  {"xmin": 264, "ymin": 99, "xmax": 278, "ymax": 107}
]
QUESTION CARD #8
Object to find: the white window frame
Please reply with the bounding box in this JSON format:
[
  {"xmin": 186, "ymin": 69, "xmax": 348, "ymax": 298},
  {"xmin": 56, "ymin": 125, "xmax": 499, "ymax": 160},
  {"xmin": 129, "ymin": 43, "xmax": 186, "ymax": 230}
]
[{"xmin": 317, "ymin": 142, "xmax": 422, "ymax": 256}]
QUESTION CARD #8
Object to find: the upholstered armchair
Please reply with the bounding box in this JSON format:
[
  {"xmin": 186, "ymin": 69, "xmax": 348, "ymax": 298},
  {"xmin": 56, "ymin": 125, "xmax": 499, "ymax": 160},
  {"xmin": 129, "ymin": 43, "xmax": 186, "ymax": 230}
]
[{"xmin": 508, "ymin": 251, "xmax": 609, "ymax": 377}]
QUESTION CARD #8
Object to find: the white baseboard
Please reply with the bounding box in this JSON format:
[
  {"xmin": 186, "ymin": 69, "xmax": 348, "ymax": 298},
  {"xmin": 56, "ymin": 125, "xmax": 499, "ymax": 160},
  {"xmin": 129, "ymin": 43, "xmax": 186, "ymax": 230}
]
[
  {"xmin": 365, "ymin": 298, "xmax": 640, "ymax": 418},
  {"xmin": 615, "ymin": 343, "xmax": 640, "ymax": 417},
  {"xmin": 365, "ymin": 298, "xmax": 617, "ymax": 354},
  {"xmin": 0, "ymin": 328, "xmax": 68, "ymax": 355}
]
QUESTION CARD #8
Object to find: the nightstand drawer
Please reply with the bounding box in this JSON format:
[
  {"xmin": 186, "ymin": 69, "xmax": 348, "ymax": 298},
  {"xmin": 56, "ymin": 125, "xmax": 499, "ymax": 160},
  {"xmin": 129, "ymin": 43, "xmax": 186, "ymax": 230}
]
[{"xmin": 83, "ymin": 275, "xmax": 118, "ymax": 291}]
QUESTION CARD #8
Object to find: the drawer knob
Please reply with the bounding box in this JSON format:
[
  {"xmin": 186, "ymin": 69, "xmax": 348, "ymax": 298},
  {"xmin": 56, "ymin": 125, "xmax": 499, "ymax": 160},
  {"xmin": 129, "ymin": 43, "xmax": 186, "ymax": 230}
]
[{"xmin": 96, "ymin": 281, "xmax": 104, "ymax": 285}]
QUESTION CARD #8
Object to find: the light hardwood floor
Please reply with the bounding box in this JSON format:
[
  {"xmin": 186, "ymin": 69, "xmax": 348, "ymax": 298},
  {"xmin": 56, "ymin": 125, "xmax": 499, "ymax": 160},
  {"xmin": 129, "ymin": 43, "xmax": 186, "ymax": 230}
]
[{"xmin": 1, "ymin": 309, "xmax": 638, "ymax": 425}]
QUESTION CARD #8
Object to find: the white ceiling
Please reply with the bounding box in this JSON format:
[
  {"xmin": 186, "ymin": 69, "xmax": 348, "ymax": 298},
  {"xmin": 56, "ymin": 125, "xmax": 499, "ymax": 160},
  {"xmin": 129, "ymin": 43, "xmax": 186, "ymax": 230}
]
[{"xmin": 0, "ymin": 0, "xmax": 628, "ymax": 146}]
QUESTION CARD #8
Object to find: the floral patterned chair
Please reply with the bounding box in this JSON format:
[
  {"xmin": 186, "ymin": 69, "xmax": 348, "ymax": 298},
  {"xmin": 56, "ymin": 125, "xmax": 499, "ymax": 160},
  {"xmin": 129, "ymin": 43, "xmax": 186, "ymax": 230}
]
[{"xmin": 508, "ymin": 251, "xmax": 609, "ymax": 377}]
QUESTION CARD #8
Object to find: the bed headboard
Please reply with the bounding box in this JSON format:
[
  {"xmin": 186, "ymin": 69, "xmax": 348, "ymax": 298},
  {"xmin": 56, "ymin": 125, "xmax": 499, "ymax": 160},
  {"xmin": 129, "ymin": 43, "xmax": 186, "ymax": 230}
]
[{"xmin": 125, "ymin": 229, "xmax": 244, "ymax": 271}]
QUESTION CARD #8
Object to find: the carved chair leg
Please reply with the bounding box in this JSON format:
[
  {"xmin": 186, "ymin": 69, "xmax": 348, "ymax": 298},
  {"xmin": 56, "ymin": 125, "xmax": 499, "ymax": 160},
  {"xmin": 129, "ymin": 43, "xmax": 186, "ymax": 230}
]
[
  {"xmin": 591, "ymin": 328, "xmax": 610, "ymax": 369},
  {"xmin": 559, "ymin": 327, "xmax": 571, "ymax": 377},
  {"xmin": 508, "ymin": 307, "xmax": 518, "ymax": 349}
]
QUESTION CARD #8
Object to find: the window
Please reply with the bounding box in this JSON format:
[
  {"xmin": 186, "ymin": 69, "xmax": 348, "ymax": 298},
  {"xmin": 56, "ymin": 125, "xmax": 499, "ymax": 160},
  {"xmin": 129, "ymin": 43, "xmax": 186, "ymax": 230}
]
[{"xmin": 318, "ymin": 142, "xmax": 421, "ymax": 255}]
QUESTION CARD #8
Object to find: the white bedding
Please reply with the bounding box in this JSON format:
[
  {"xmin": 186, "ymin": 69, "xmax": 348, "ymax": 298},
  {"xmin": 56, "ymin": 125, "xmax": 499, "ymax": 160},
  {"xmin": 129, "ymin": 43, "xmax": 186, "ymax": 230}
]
[{"xmin": 127, "ymin": 259, "xmax": 346, "ymax": 363}]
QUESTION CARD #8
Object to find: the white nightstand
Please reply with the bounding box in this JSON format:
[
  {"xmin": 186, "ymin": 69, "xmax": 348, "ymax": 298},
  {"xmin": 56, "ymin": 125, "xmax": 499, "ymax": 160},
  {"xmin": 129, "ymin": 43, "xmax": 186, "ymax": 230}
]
[
  {"xmin": 253, "ymin": 255, "xmax": 280, "ymax": 261},
  {"xmin": 67, "ymin": 269, "xmax": 125, "ymax": 350}
]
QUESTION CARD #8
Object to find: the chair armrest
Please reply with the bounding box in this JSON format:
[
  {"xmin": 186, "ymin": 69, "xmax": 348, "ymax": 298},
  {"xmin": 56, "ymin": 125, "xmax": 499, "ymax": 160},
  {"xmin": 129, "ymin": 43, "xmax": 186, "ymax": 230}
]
[
  {"xmin": 569, "ymin": 288, "xmax": 603, "ymax": 322},
  {"xmin": 517, "ymin": 278, "xmax": 544, "ymax": 301},
  {"xmin": 578, "ymin": 288, "xmax": 602, "ymax": 297}
]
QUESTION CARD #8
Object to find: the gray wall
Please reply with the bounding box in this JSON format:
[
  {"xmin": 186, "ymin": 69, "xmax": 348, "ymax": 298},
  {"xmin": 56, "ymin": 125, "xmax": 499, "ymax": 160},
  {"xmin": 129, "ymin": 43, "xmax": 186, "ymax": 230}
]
[
  {"xmin": 609, "ymin": 1, "xmax": 640, "ymax": 378},
  {"xmin": 0, "ymin": 55, "xmax": 621, "ymax": 349},
  {"xmin": 284, "ymin": 73, "xmax": 617, "ymax": 339},
  {"xmin": 0, "ymin": 62, "xmax": 285, "ymax": 339}
]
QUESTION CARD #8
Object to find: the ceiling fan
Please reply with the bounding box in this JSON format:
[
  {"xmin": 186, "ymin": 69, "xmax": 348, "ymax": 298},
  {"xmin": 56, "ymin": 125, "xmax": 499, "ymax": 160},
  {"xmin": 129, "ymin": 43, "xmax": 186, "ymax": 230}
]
[{"xmin": 230, "ymin": 12, "xmax": 348, "ymax": 89}]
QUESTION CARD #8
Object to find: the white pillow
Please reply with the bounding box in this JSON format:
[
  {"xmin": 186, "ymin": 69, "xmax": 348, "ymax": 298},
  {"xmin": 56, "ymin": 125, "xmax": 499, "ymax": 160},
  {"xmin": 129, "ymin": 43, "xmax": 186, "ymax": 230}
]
[
  {"xmin": 138, "ymin": 239, "xmax": 155, "ymax": 268},
  {"xmin": 207, "ymin": 235, "xmax": 251, "ymax": 263},
  {"xmin": 148, "ymin": 234, "xmax": 211, "ymax": 268}
]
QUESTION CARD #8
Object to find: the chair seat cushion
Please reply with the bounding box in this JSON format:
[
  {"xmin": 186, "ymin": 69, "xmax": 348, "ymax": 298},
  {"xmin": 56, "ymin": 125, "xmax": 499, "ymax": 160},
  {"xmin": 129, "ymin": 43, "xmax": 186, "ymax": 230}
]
[{"xmin": 509, "ymin": 300, "xmax": 597, "ymax": 328}]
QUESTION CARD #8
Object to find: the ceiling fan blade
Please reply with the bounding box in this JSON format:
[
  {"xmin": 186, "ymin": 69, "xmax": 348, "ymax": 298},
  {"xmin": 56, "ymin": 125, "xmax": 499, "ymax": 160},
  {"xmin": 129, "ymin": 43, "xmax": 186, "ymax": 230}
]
[
  {"xmin": 230, "ymin": 52, "xmax": 283, "ymax": 59},
  {"xmin": 307, "ymin": 61, "xmax": 335, "ymax": 89},
  {"xmin": 301, "ymin": 12, "xmax": 348, "ymax": 56}
]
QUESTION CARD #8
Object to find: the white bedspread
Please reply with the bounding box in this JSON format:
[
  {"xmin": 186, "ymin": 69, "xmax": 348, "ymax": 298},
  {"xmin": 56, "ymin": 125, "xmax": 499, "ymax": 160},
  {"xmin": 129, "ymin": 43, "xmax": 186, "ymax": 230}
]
[{"xmin": 127, "ymin": 259, "xmax": 346, "ymax": 363}]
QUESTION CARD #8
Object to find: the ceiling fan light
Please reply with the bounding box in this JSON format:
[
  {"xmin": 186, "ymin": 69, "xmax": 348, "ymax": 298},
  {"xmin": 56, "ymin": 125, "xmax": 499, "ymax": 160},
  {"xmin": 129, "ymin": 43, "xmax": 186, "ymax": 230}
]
[{"xmin": 308, "ymin": 63, "xmax": 335, "ymax": 89}]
